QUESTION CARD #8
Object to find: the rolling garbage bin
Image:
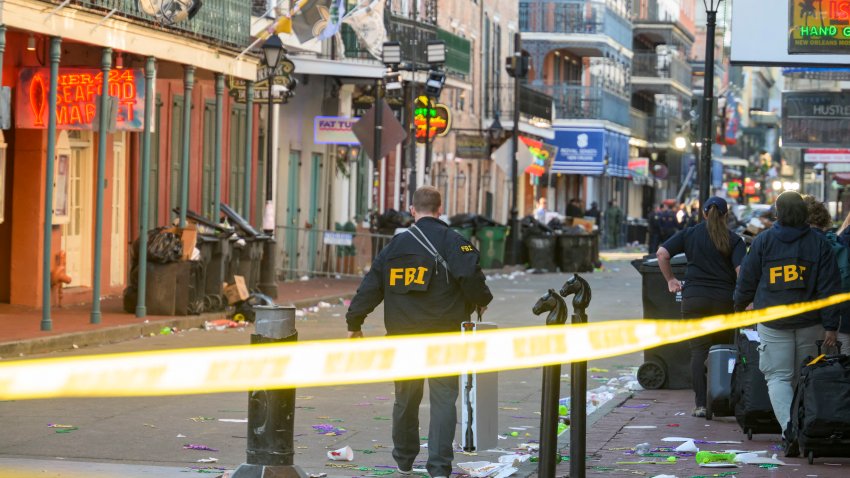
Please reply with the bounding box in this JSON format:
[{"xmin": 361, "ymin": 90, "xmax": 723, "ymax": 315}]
[
  {"xmin": 524, "ymin": 235, "xmax": 557, "ymax": 272},
  {"xmin": 451, "ymin": 227, "xmax": 474, "ymax": 241},
  {"xmin": 558, "ymin": 233, "xmax": 594, "ymax": 272},
  {"xmin": 632, "ymin": 254, "xmax": 691, "ymax": 390},
  {"xmin": 477, "ymin": 226, "xmax": 507, "ymax": 269}
]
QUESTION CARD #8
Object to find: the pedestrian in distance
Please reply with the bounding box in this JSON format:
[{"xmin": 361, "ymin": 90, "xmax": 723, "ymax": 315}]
[
  {"xmin": 657, "ymin": 201, "xmax": 679, "ymax": 244},
  {"xmin": 566, "ymin": 198, "xmax": 583, "ymax": 218},
  {"xmin": 604, "ymin": 200, "xmax": 622, "ymax": 249},
  {"xmin": 585, "ymin": 201, "xmax": 601, "ymax": 225},
  {"xmin": 345, "ymin": 186, "xmax": 493, "ymax": 478},
  {"xmin": 734, "ymin": 191, "xmax": 839, "ymax": 440},
  {"xmin": 809, "ymin": 197, "xmax": 850, "ymax": 355},
  {"xmin": 656, "ymin": 197, "xmax": 747, "ymax": 417},
  {"xmin": 534, "ymin": 196, "xmax": 548, "ymax": 224}
]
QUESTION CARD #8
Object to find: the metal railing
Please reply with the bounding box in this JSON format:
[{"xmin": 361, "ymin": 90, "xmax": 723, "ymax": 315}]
[
  {"xmin": 630, "ymin": 108, "xmax": 649, "ymax": 140},
  {"xmin": 632, "ymin": 52, "xmax": 692, "ymax": 87},
  {"xmin": 519, "ymin": 0, "xmax": 632, "ymax": 49},
  {"xmin": 648, "ymin": 115, "xmax": 684, "ymax": 144},
  {"xmin": 276, "ymin": 226, "xmax": 395, "ymax": 279},
  {"xmin": 528, "ymin": 82, "xmax": 631, "ymax": 127},
  {"xmin": 52, "ymin": 0, "xmax": 251, "ymax": 48},
  {"xmin": 484, "ymin": 82, "xmax": 554, "ymax": 124}
]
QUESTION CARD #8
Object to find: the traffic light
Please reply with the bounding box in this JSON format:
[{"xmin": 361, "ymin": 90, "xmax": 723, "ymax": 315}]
[
  {"xmin": 505, "ymin": 51, "xmax": 530, "ymax": 78},
  {"xmin": 424, "ymin": 69, "xmax": 446, "ymax": 98}
]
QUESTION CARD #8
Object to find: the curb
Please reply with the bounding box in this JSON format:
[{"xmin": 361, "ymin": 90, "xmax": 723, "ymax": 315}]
[
  {"xmin": 0, "ymin": 291, "xmax": 359, "ymax": 359},
  {"xmin": 514, "ymin": 390, "xmax": 634, "ymax": 478}
]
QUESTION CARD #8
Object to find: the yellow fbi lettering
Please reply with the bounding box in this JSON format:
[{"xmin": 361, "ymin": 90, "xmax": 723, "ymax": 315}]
[
  {"xmin": 389, "ymin": 267, "xmax": 428, "ymax": 286},
  {"xmin": 769, "ymin": 265, "xmax": 806, "ymax": 284}
]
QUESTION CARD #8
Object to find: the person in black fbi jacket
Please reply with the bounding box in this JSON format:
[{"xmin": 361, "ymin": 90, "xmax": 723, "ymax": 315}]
[
  {"xmin": 346, "ymin": 186, "xmax": 493, "ymax": 478},
  {"xmin": 734, "ymin": 191, "xmax": 839, "ymax": 439}
]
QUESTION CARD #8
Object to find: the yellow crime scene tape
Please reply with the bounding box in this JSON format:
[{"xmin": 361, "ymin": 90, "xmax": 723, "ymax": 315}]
[{"xmin": 1, "ymin": 292, "xmax": 849, "ymax": 400}]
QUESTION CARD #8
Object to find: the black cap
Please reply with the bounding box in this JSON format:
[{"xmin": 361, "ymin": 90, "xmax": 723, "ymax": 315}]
[{"xmin": 703, "ymin": 197, "xmax": 728, "ymax": 215}]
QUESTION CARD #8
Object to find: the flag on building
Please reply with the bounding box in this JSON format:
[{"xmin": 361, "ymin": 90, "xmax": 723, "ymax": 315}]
[{"xmin": 342, "ymin": 0, "xmax": 387, "ymax": 59}]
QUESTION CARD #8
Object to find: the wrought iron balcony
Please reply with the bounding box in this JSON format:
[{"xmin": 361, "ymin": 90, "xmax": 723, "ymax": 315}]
[
  {"xmin": 648, "ymin": 115, "xmax": 684, "ymax": 144},
  {"xmin": 527, "ymin": 81, "xmax": 630, "ymax": 127},
  {"xmin": 50, "ymin": 0, "xmax": 251, "ymax": 48},
  {"xmin": 342, "ymin": 15, "xmax": 471, "ymax": 78},
  {"xmin": 484, "ymin": 82, "xmax": 554, "ymax": 125},
  {"xmin": 519, "ymin": 0, "xmax": 632, "ymax": 49},
  {"xmin": 630, "ymin": 108, "xmax": 649, "ymax": 140},
  {"xmin": 632, "ymin": 52, "xmax": 693, "ymax": 88}
]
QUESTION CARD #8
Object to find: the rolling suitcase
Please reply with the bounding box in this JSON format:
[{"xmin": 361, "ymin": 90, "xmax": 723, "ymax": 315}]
[
  {"xmin": 706, "ymin": 345, "xmax": 736, "ymax": 420},
  {"xmin": 786, "ymin": 341, "xmax": 850, "ymax": 464},
  {"xmin": 731, "ymin": 329, "xmax": 781, "ymax": 439}
]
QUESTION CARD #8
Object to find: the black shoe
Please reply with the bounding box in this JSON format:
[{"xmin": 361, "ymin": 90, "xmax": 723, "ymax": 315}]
[{"xmin": 783, "ymin": 433, "xmax": 800, "ymax": 458}]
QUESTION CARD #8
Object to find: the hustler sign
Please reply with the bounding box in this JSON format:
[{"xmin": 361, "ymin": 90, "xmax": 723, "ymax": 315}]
[
  {"xmin": 789, "ymin": 0, "xmax": 850, "ymax": 54},
  {"xmin": 16, "ymin": 68, "xmax": 145, "ymax": 130}
]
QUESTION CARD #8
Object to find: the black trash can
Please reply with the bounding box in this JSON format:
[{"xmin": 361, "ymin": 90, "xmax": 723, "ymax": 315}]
[
  {"xmin": 558, "ymin": 234, "xmax": 595, "ymax": 272},
  {"xmin": 233, "ymin": 237, "xmax": 265, "ymax": 291},
  {"xmin": 524, "ymin": 235, "xmax": 557, "ymax": 272},
  {"xmin": 632, "ymin": 254, "xmax": 691, "ymax": 390}
]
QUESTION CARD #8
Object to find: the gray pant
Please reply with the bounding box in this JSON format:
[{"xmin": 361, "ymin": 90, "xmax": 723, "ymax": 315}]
[
  {"xmin": 392, "ymin": 376, "xmax": 459, "ymax": 477},
  {"xmin": 757, "ymin": 323, "xmax": 823, "ymax": 434},
  {"xmin": 839, "ymin": 332, "xmax": 850, "ymax": 355}
]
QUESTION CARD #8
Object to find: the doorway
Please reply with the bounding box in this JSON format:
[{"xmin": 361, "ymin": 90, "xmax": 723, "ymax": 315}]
[
  {"xmin": 62, "ymin": 131, "xmax": 94, "ymax": 288},
  {"xmin": 110, "ymin": 132, "xmax": 128, "ymax": 287}
]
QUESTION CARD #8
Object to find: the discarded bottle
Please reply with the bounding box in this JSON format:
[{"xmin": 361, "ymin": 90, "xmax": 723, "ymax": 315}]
[
  {"xmin": 695, "ymin": 451, "xmax": 737, "ymax": 464},
  {"xmin": 634, "ymin": 443, "xmax": 651, "ymax": 456},
  {"xmin": 559, "ymin": 404, "xmax": 568, "ymax": 416}
]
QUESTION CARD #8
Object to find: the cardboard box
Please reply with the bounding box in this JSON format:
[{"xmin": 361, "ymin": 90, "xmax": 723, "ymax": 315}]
[
  {"xmin": 164, "ymin": 224, "xmax": 198, "ymax": 261},
  {"xmin": 572, "ymin": 218, "xmax": 595, "ymax": 233},
  {"xmin": 222, "ymin": 275, "xmax": 250, "ymax": 304}
]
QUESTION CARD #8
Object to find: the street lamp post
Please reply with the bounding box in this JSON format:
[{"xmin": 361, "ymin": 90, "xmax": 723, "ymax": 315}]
[
  {"xmin": 699, "ymin": 0, "xmax": 723, "ymax": 211},
  {"xmin": 260, "ymin": 34, "xmax": 284, "ymax": 233}
]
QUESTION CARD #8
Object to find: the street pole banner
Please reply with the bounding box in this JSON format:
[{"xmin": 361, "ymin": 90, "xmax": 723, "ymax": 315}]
[{"xmin": 0, "ymin": 292, "xmax": 849, "ymax": 400}]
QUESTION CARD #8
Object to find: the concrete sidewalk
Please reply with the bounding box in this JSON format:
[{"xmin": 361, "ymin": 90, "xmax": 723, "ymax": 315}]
[
  {"xmin": 538, "ymin": 388, "xmax": 850, "ymax": 478},
  {"xmin": 0, "ymin": 276, "xmax": 361, "ymax": 358}
]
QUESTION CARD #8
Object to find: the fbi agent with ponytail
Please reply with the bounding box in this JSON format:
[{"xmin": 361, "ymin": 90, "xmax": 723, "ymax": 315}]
[{"xmin": 657, "ymin": 197, "xmax": 746, "ymax": 418}]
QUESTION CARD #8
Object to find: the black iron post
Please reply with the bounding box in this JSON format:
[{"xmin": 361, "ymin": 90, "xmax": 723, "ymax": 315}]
[
  {"xmin": 561, "ymin": 274, "xmax": 592, "ymax": 478},
  {"xmin": 699, "ymin": 7, "xmax": 719, "ymax": 212},
  {"xmin": 509, "ymin": 32, "xmax": 522, "ymax": 265},
  {"xmin": 232, "ymin": 305, "xmax": 306, "ymax": 478},
  {"xmin": 531, "ymin": 290, "xmax": 568, "ymax": 478},
  {"xmin": 373, "ymin": 80, "xmax": 384, "ymax": 220}
]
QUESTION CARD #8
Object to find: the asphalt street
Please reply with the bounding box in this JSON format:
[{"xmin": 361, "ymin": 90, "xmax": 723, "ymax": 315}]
[{"xmin": 0, "ymin": 258, "xmax": 646, "ymax": 476}]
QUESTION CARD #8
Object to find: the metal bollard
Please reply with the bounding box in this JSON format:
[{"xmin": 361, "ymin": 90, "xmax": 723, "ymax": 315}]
[
  {"xmin": 232, "ymin": 305, "xmax": 306, "ymax": 478},
  {"xmin": 561, "ymin": 274, "xmax": 592, "ymax": 478},
  {"xmin": 531, "ymin": 289, "xmax": 568, "ymax": 478},
  {"xmin": 258, "ymin": 238, "xmax": 279, "ymax": 299}
]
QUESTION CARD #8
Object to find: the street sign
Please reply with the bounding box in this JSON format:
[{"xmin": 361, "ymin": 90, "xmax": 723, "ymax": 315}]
[
  {"xmin": 782, "ymin": 91, "xmax": 850, "ymax": 147},
  {"xmin": 229, "ymin": 75, "xmax": 293, "ymax": 104},
  {"xmin": 352, "ymin": 100, "xmax": 407, "ymax": 161}
]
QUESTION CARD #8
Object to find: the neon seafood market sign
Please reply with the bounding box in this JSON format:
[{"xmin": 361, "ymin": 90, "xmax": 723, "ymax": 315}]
[{"xmin": 16, "ymin": 68, "xmax": 145, "ymax": 130}]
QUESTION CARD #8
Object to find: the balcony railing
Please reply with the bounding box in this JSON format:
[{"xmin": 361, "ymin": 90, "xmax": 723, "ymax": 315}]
[
  {"xmin": 342, "ymin": 14, "xmax": 471, "ymax": 78},
  {"xmin": 648, "ymin": 115, "xmax": 684, "ymax": 144},
  {"xmin": 528, "ymin": 82, "xmax": 630, "ymax": 127},
  {"xmin": 484, "ymin": 83, "xmax": 554, "ymax": 125},
  {"xmin": 53, "ymin": 0, "xmax": 250, "ymax": 48},
  {"xmin": 519, "ymin": 0, "xmax": 632, "ymax": 49},
  {"xmin": 632, "ymin": 52, "xmax": 692, "ymax": 87},
  {"xmin": 630, "ymin": 108, "xmax": 649, "ymax": 140}
]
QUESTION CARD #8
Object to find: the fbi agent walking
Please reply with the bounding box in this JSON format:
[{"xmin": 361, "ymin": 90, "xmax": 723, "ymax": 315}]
[
  {"xmin": 734, "ymin": 191, "xmax": 839, "ymax": 438},
  {"xmin": 346, "ymin": 186, "xmax": 493, "ymax": 478},
  {"xmin": 656, "ymin": 197, "xmax": 746, "ymax": 417}
]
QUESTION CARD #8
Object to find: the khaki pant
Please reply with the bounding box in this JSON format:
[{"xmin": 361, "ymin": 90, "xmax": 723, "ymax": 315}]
[{"xmin": 757, "ymin": 323, "xmax": 823, "ymax": 434}]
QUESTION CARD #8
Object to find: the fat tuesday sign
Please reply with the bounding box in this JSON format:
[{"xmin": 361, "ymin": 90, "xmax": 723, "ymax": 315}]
[
  {"xmin": 789, "ymin": 0, "xmax": 850, "ymax": 54},
  {"xmin": 314, "ymin": 116, "xmax": 360, "ymax": 145},
  {"xmin": 17, "ymin": 68, "xmax": 145, "ymax": 130}
]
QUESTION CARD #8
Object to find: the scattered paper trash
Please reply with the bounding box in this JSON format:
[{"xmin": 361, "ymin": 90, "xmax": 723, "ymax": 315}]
[
  {"xmin": 327, "ymin": 445, "xmax": 354, "ymax": 461},
  {"xmin": 183, "ymin": 444, "xmax": 219, "ymax": 452},
  {"xmin": 458, "ymin": 461, "xmax": 515, "ymax": 478},
  {"xmin": 317, "ymin": 301, "xmax": 332, "ymax": 308},
  {"xmin": 498, "ymin": 454, "xmax": 531, "ymax": 464},
  {"xmin": 674, "ymin": 440, "xmax": 699, "ymax": 453},
  {"xmin": 734, "ymin": 453, "xmax": 786, "ymax": 466},
  {"xmin": 218, "ymin": 418, "xmax": 248, "ymax": 423},
  {"xmin": 308, "ymin": 474, "xmax": 328, "ymax": 478},
  {"xmin": 650, "ymin": 475, "xmax": 679, "ymax": 478},
  {"xmin": 196, "ymin": 457, "xmax": 218, "ymax": 463}
]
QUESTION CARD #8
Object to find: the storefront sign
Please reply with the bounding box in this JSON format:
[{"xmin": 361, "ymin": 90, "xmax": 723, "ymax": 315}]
[
  {"xmin": 804, "ymin": 148, "xmax": 850, "ymax": 163},
  {"xmin": 789, "ymin": 0, "xmax": 850, "ymax": 54},
  {"xmin": 323, "ymin": 231, "xmax": 354, "ymax": 247},
  {"xmin": 628, "ymin": 157, "xmax": 649, "ymax": 177},
  {"xmin": 782, "ymin": 91, "xmax": 850, "ymax": 147},
  {"xmin": 455, "ymin": 134, "xmax": 490, "ymax": 159},
  {"xmin": 16, "ymin": 68, "xmax": 145, "ymax": 130},
  {"xmin": 549, "ymin": 129, "xmax": 604, "ymax": 175},
  {"xmin": 519, "ymin": 136, "xmax": 555, "ymax": 177},
  {"xmin": 314, "ymin": 116, "xmax": 360, "ymax": 145},
  {"xmin": 413, "ymin": 96, "xmax": 450, "ymax": 143}
]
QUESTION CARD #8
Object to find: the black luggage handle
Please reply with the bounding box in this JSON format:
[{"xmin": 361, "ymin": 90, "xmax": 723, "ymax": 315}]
[{"xmin": 816, "ymin": 340, "xmax": 844, "ymax": 355}]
